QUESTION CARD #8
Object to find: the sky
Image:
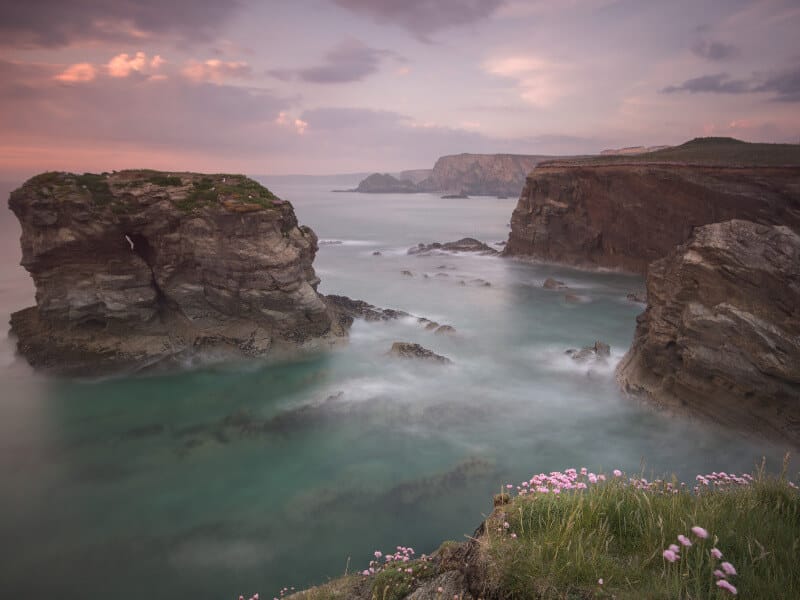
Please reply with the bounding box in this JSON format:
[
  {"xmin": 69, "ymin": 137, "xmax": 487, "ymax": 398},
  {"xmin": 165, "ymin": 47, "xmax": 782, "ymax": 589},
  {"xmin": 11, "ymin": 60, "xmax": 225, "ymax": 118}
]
[{"xmin": 1, "ymin": 0, "xmax": 799, "ymax": 178}]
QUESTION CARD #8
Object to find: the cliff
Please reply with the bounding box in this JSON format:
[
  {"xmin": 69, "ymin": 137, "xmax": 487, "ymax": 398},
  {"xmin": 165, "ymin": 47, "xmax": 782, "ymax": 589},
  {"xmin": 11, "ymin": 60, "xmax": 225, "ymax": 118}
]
[
  {"xmin": 616, "ymin": 220, "xmax": 800, "ymax": 445},
  {"xmin": 504, "ymin": 162, "xmax": 800, "ymax": 273},
  {"xmin": 419, "ymin": 153, "xmax": 554, "ymax": 197},
  {"xmin": 350, "ymin": 154, "xmax": 557, "ymax": 197},
  {"xmin": 8, "ymin": 170, "xmax": 347, "ymax": 375}
]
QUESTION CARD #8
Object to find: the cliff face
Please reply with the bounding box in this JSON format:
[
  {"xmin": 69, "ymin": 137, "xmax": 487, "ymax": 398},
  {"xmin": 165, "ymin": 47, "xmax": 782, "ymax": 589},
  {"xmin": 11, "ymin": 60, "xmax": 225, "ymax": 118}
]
[
  {"xmin": 8, "ymin": 170, "xmax": 345, "ymax": 374},
  {"xmin": 420, "ymin": 153, "xmax": 553, "ymax": 197},
  {"xmin": 504, "ymin": 164, "xmax": 800, "ymax": 273},
  {"xmin": 616, "ymin": 220, "xmax": 800, "ymax": 445}
]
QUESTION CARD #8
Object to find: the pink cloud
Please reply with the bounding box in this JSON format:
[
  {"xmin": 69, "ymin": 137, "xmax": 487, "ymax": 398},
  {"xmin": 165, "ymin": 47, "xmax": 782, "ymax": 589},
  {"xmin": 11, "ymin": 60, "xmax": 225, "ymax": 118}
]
[
  {"xmin": 107, "ymin": 51, "xmax": 149, "ymax": 77},
  {"xmin": 182, "ymin": 59, "xmax": 251, "ymax": 83},
  {"xmin": 54, "ymin": 63, "xmax": 96, "ymax": 83}
]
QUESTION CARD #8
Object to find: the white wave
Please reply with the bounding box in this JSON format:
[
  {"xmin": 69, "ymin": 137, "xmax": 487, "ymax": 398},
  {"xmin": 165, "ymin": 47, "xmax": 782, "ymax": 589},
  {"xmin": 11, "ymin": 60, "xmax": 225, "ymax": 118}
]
[
  {"xmin": 527, "ymin": 344, "xmax": 625, "ymax": 377},
  {"xmin": 319, "ymin": 239, "xmax": 379, "ymax": 247}
]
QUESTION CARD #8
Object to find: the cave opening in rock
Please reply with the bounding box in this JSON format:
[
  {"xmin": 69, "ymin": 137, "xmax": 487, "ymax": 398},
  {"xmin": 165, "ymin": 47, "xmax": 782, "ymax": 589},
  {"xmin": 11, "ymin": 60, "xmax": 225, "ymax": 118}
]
[
  {"xmin": 125, "ymin": 233, "xmax": 156, "ymax": 267},
  {"xmin": 124, "ymin": 232, "xmax": 169, "ymax": 313}
]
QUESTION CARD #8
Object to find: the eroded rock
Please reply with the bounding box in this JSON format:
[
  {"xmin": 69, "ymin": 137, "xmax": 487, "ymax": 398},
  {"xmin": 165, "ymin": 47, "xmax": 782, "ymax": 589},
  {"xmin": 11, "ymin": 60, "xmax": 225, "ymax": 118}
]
[
  {"xmin": 8, "ymin": 170, "xmax": 346, "ymax": 375},
  {"xmin": 616, "ymin": 220, "xmax": 800, "ymax": 445},
  {"xmin": 408, "ymin": 238, "xmax": 498, "ymax": 256}
]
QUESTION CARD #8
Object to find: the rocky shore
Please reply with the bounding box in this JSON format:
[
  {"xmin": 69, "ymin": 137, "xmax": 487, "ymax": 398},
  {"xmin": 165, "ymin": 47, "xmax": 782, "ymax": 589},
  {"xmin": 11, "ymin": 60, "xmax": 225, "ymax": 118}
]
[{"xmin": 8, "ymin": 170, "xmax": 348, "ymax": 375}]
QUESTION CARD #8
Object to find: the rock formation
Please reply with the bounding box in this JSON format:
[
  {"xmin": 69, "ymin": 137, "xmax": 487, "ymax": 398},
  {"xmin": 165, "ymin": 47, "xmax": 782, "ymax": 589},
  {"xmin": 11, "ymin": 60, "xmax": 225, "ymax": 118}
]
[
  {"xmin": 567, "ymin": 341, "xmax": 611, "ymax": 363},
  {"xmin": 350, "ymin": 154, "xmax": 557, "ymax": 197},
  {"xmin": 616, "ymin": 220, "xmax": 800, "ymax": 445},
  {"xmin": 8, "ymin": 170, "xmax": 347, "ymax": 375},
  {"xmin": 408, "ymin": 238, "xmax": 498, "ymax": 256},
  {"xmin": 504, "ymin": 139, "xmax": 800, "ymax": 273},
  {"xmin": 351, "ymin": 173, "xmax": 419, "ymax": 193},
  {"xmin": 389, "ymin": 342, "xmax": 451, "ymax": 364}
]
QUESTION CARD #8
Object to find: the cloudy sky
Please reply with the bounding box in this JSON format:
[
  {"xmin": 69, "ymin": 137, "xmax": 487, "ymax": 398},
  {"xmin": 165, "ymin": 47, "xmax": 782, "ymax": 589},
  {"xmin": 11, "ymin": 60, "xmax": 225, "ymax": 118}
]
[{"xmin": 1, "ymin": 0, "xmax": 799, "ymax": 178}]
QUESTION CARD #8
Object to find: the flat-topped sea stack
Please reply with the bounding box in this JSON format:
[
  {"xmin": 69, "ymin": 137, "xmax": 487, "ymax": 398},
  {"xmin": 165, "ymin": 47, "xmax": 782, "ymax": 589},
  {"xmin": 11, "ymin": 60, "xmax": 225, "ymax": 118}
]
[
  {"xmin": 8, "ymin": 170, "xmax": 347, "ymax": 375},
  {"xmin": 617, "ymin": 220, "xmax": 800, "ymax": 445},
  {"xmin": 504, "ymin": 138, "xmax": 800, "ymax": 273}
]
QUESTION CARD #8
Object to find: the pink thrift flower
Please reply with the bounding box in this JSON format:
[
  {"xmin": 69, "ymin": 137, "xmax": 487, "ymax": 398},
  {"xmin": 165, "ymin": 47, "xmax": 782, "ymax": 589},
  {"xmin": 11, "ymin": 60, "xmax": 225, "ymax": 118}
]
[
  {"xmin": 506, "ymin": 484, "xmax": 513, "ymax": 489},
  {"xmin": 721, "ymin": 561, "xmax": 737, "ymax": 576},
  {"xmin": 613, "ymin": 469, "xmax": 622, "ymax": 477},
  {"xmin": 361, "ymin": 570, "xmax": 370, "ymax": 576},
  {"xmin": 668, "ymin": 544, "xmax": 680, "ymax": 553},
  {"xmin": 662, "ymin": 549, "xmax": 678, "ymax": 562},
  {"xmin": 598, "ymin": 578, "xmax": 604, "ymax": 585},
  {"xmin": 677, "ymin": 534, "xmax": 692, "ymax": 547},
  {"xmin": 714, "ymin": 569, "xmax": 726, "ymax": 579},
  {"xmin": 510, "ymin": 533, "xmax": 517, "ymax": 538},
  {"xmin": 503, "ymin": 521, "xmax": 510, "ymax": 529},
  {"xmin": 716, "ymin": 579, "xmax": 738, "ymax": 595},
  {"xmin": 691, "ymin": 526, "xmax": 709, "ymax": 539},
  {"xmin": 374, "ymin": 551, "xmax": 382, "ymax": 558},
  {"xmin": 711, "ymin": 547, "xmax": 723, "ymax": 559}
]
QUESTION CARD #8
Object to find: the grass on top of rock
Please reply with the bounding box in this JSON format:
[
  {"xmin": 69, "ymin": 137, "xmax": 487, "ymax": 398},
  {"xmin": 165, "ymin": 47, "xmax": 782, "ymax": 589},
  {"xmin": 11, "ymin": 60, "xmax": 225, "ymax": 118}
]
[
  {"xmin": 74, "ymin": 173, "xmax": 114, "ymax": 205},
  {"xmin": 177, "ymin": 175, "xmax": 279, "ymax": 212},
  {"xmin": 480, "ymin": 462, "xmax": 799, "ymax": 599}
]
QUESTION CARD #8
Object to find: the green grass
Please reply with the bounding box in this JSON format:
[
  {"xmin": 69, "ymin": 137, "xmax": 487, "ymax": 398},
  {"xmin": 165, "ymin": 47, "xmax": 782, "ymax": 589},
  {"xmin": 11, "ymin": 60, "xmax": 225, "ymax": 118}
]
[
  {"xmin": 543, "ymin": 137, "xmax": 800, "ymax": 168},
  {"xmin": 174, "ymin": 174, "xmax": 279, "ymax": 212},
  {"xmin": 370, "ymin": 559, "xmax": 437, "ymax": 600},
  {"xmin": 75, "ymin": 173, "xmax": 114, "ymax": 205},
  {"xmin": 481, "ymin": 473, "xmax": 799, "ymax": 599},
  {"xmin": 147, "ymin": 174, "xmax": 183, "ymax": 186}
]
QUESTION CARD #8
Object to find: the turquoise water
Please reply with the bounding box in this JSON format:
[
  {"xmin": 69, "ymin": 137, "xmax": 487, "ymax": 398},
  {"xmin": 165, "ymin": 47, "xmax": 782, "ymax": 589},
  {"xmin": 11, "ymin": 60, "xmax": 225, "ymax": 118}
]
[{"xmin": 0, "ymin": 180, "xmax": 792, "ymax": 599}]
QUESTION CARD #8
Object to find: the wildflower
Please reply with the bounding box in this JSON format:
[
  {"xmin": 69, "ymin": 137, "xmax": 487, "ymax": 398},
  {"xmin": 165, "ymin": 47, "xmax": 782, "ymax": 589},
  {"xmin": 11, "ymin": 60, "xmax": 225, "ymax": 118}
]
[
  {"xmin": 677, "ymin": 534, "xmax": 692, "ymax": 547},
  {"xmin": 510, "ymin": 533, "xmax": 517, "ymax": 538},
  {"xmin": 374, "ymin": 551, "xmax": 382, "ymax": 558},
  {"xmin": 721, "ymin": 561, "xmax": 737, "ymax": 576},
  {"xmin": 613, "ymin": 469, "xmax": 622, "ymax": 477},
  {"xmin": 714, "ymin": 569, "xmax": 726, "ymax": 579},
  {"xmin": 662, "ymin": 549, "xmax": 678, "ymax": 562},
  {"xmin": 437, "ymin": 587, "xmax": 444, "ymax": 593},
  {"xmin": 691, "ymin": 526, "xmax": 708, "ymax": 539},
  {"xmin": 716, "ymin": 579, "xmax": 738, "ymax": 595},
  {"xmin": 668, "ymin": 544, "xmax": 680, "ymax": 553},
  {"xmin": 503, "ymin": 521, "xmax": 510, "ymax": 528},
  {"xmin": 361, "ymin": 570, "xmax": 370, "ymax": 576},
  {"xmin": 598, "ymin": 578, "xmax": 604, "ymax": 585},
  {"xmin": 711, "ymin": 547, "xmax": 723, "ymax": 559}
]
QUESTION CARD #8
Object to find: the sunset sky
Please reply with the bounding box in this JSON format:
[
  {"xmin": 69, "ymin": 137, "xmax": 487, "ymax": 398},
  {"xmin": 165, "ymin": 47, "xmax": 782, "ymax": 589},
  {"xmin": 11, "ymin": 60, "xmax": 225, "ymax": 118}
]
[{"xmin": 1, "ymin": 0, "xmax": 799, "ymax": 178}]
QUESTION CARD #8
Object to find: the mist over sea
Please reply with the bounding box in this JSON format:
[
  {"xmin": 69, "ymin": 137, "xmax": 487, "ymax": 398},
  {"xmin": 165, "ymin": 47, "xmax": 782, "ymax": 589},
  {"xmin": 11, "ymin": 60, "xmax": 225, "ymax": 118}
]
[{"xmin": 0, "ymin": 178, "xmax": 791, "ymax": 599}]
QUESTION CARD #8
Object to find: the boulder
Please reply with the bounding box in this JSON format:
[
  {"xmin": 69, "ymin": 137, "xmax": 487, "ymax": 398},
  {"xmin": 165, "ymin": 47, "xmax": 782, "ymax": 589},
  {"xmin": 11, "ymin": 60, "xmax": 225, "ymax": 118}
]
[{"xmin": 543, "ymin": 277, "xmax": 566, "ymax": 289}]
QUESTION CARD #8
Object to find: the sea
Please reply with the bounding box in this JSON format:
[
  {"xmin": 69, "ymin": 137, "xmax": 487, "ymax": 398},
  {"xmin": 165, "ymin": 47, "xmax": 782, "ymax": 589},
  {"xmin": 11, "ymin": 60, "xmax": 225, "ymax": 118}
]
[{"xmin": 0, "ymin": 177, "xmax": 791, "ymax": 599}]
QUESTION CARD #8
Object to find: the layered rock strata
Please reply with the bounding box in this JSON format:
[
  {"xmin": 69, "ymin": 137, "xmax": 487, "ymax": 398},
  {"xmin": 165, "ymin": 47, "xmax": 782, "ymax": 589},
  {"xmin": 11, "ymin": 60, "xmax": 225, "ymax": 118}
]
[
  {"xmin": 504, "ymin": 164, "xmax": 800, "ymax": 273},
  {"xmin": 616, "ymin": 220, "xmax": 800, "ymax": 444},
  {"xmin": 8, "ymin": 170, "xmax": 346, "ymax": 374}
]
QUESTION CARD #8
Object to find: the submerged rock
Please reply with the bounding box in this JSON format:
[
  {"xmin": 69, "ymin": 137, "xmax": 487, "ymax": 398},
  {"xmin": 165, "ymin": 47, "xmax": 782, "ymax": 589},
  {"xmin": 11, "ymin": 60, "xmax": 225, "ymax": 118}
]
[
  {"xmin": 389, "ymin": 342, "xmax": 451, "ymax": 364},
  {"xmin": 617, "ymin": 220, "xmax": 800, "ymax": 445},
  {"xmin": 325, "ymin": 294, "xmax": 410, "ymax": 324},
  {"xmin": 408, "ymin": 238, "xmax": 499, "ymax": 256},
  {"xmin": 8, "ymin": 170, "xmax": 346, "ymax": 375},
  {"xmin": 435, "ymin": 325, "xmax": 456, "ymax": 335},
  {"xmin": 543, "ymin": 277, "xmax": 566, "ymax": 290},
  {"xmin": 567, "ymin": 341, "xmax": 611, "ymax": 363}
]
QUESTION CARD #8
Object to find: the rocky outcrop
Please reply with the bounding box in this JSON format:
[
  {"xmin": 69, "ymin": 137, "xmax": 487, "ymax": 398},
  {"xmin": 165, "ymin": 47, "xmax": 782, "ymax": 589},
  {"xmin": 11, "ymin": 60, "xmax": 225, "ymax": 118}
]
[
  {"xmin": 389, "ymin": 342, "xmax": 451, "ymax": 364},
  {"xmin": 350, "ymin": 154, "xmax": 556, "ymax": 197},
  {"xmin": 616, "ymin": 220, "xmax": 800, "ymax": 445},
  {"xmin": 504, "ymin": 161, "xmax": 800, "ymax": 273},
  {"xmin": 351, "ymin": 173, "xmax": 418, "ymax": 193},
  {"xmin": 8, "ymin": 170, "xmax": 348, "ymax": 375},
  {"xmin": 419, "ymin": 154, "xmax": 554, "ymax": 197},
  {"xmin": 408, "ymin": 238, "xmax": 498, "ymax": 256}
]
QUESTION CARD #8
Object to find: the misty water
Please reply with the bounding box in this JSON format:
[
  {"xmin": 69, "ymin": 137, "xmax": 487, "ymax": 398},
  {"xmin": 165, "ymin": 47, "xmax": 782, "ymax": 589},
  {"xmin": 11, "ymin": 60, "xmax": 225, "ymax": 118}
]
[{"xmin": 0, "ymin": 180, "xmax": 791, "ymax": 599}]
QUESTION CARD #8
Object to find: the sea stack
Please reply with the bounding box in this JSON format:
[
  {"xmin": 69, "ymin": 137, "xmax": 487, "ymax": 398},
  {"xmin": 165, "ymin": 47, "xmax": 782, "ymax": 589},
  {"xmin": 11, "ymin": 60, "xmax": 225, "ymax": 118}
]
[{"xmin": 8, "ymin": 170, "xmax": 347, "ymax": 375}]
